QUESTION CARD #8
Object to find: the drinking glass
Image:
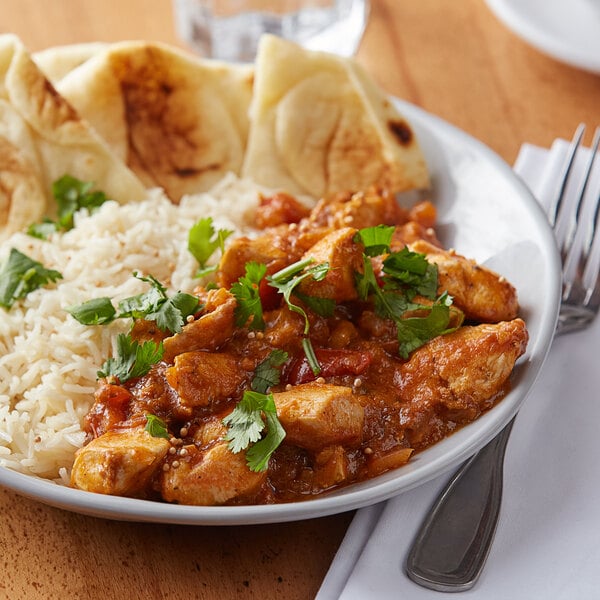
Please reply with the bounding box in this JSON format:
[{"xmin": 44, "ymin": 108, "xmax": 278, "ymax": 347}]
[{"xmin": 172, "ymin": 0, "xmax": 370, "ymax": 62}]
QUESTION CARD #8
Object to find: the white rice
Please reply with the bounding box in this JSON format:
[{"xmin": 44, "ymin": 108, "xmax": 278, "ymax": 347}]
[{"xmin": 0, "ymin": 173, "xmax": 265, "ymax": 484}]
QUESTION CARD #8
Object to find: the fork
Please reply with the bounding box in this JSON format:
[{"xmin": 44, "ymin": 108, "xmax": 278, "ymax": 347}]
[{"xmin": 405, "ymin": 124, "xmax": 600, "ymax": 592}]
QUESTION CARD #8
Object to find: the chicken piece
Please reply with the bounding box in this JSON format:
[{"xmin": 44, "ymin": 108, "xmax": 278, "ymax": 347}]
[
  {"xmin": 192, "ymin": 415, "xmax": 228, "ymax": 446},
  {"xmin": 273, "ymin": 382, "xmax": 364, "ymax": 451},
  {"xmin": 366, "ymin": 447, "xmax": 414, "ymax": 478},
  {"xmin": 264, "ymin": 305, "xmax": 305, "ymax": 348},
  {"xmin": 308, "ymin": 188, "xmax": 409, "ymax": 230},
  {"xmin": 313, "ymin": 445, "xmax": 350, "ymax": 490},
  {"xmin": 254, "ymin": 192, "xmax": 311, "ymax": 228},
  {"xmin": 162, "ymin": 288, "xmax": 236, "ymax": 363},
  {"xmin": 160, "ymin": 442, "xmax": 267, "ymax": 505},
  {"xmin": 166, "ymin": 351, "xmax": 247, "ymax": 407},
  {"xmin": 391, "ymin": 221, "xmax": 442, "ymax": 249},
  {"xmin": 217, "ymin": 231, "xmax": 301, "ymax": 288},
  {"xmin": 410, "ymin": 239, "xmax": 519, "ymax": 323},
  {"xmin": 408, "ymin": 200, "xmax": 437, "ymax": 229},
  {"xmin": 84, "ymin": 382, "xmax": 133, "ymax": 439},
  {"xmin": 71, "ymin": 429, "xmax": 170, "ymax": 496},
  {"xmin": 298, "ymin": 227, "xmax": 364, "ymax": 302},
  {"xmin": 129, "ymin": 319, "xmax": 169, "ymax": 345},
  {"xmin": 399, "ymin": 319, "xmax": 528, "ymax": 448}
]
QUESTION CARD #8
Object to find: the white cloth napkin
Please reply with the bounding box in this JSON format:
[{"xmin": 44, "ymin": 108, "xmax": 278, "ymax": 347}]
[{"xmin": 317, "ymin": 139, "xmax": 600, "ymax": 600}]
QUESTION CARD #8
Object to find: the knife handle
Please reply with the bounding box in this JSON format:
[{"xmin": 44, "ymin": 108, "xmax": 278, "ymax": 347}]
[{"xmin": 405, "ymin": 418, "xmax": 515, "ymax": 592}]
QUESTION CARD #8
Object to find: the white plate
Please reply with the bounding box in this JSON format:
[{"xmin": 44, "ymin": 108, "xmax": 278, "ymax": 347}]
[
  {"xmin": 0, "ymin": 100, "xmax": 562, "ymax": 525},
  {"xmin": 485, "ymin": 0, "xmax": 600, "ymax": 74}
]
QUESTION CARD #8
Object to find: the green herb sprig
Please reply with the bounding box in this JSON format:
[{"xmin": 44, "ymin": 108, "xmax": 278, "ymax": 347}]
[
  {"xmin": 188, "ymin": 217, "xmax": 233, "ymax": 277},
  {"xmin": 67, "ymin": 272, "xmax": 199, "ymax": 334},
  {"xmin": 223, "ymin": 350, "xmax": 289, "ymax": 472},
  {"xmin": 355, "ymin": 226, "xmax": 461, "ymax": 358},
  {"xmin": 28, "ymin": 175, "xmax": 108, "ymax": 239},
  {"xmin": 97, "ymin": 333, "xmax": 163, "ymax": 383},
  {"xmin": 0, "ymin": 248, "xmax": 63, "ymax": 309},
  {"xmin": 230, "ymin": 261, "xmax": 267, "ymax": 330},
  {"xmin": 144, "ymin": 414, "xmax": 170, "ymax": 439},
  {"xmin": 267, "ymin": 258, "xmax": 331, "ymax": 376}
]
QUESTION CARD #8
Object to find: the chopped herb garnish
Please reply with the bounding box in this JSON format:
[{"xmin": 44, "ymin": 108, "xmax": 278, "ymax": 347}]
[
  {"xmin": 68, "ymin": 272, "xmax": 200, "ymax": 334},
  {"xmin": 27, "ymin": 219, "xmax": 59, "ymax": 240},
  {"xmin": 355, "ymin": 227, "xmax": 461, "ymax": 357},
  {"xmin": 251, "ymin": 349, "xmax": 289, "ymax": 394},
  {"xmin": 145, "ymin": 414, "xmax": 170, "ymax": 439},
  {"xmin": 119, "ymin": 273, "xmax": 200, "ymax": 334},
  {"xmin": 97, "ymin": 333, "xmax": 163, "ymax": 383},
  {"xmin": 188, "ymin": 217, "xmax": 233, "ymax": 277},
  {"xmin": 0, "ymin": 248, "xmax": 63, "ymax": 309},
  {"xmin": 267, "ymin": 258, "xmax": 330, "ymax": 376},
  {"xmin": 230, "ymin": 262, "xmax": 267, "ymax": 330},
  {"xmin": 396, "ymin": 293, "xmax": 458, "ymax": 358},
  {"xmin": 27, "ymin": 175, "xmax": 108, "ymax": 239},
  {"xmin": 354, "ymin": 224, "xmax": 395, "ymax": 257},
  {"xmin": 223, "ymin": 390, "xmax": 286, "ymax": 472},
  {"xmin": 66, "ymin": 297, "xmax": 116, "ymax": 325}
]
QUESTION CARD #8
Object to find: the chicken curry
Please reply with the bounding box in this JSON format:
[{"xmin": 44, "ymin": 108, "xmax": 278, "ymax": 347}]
[{"xmin": 70, "ymin": 187, "xmax": 528, "ymax": 505}]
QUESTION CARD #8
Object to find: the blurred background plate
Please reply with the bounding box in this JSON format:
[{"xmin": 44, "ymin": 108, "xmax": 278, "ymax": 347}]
[{"xmin": 485, "ymin": 0, "xmax": 600, "ymax": 74}]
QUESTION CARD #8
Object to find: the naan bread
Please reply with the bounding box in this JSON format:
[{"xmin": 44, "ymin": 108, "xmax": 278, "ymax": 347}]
[
  {"xmin": 56, "ymin": 41, "xmax": 254, "ymax": 202},
  {"xmin": 33, "ymin": 42, "xmax": 108, "ymax": 84},
  {"xmin": 0, "ymin": 34, "xmax": 146, "ymax": 241},
  {"xmin": 242, "ymin": 34, "xmax": 430, "ymax": 198}
]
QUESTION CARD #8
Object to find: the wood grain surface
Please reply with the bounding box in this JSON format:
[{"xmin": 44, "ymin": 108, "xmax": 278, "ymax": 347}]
[{"xmin": 0, "ymin": 1, "xmax": 598, "ymax": 598}]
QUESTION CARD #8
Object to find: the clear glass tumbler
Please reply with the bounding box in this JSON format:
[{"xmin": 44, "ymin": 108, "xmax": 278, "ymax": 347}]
[{"xmin": 172, "ymin": 0, "xmax": 370, "ymax": 62}]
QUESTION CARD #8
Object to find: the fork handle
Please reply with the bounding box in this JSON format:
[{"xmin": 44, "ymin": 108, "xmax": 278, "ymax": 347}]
[{"xmin": 405, "ymin": 418, "xmax": 515, "ymax": 592}]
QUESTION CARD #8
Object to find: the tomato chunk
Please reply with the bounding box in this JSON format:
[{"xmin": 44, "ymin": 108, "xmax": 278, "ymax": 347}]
[{"xmin": 285, "ymin": 348, "xmax": 373, "ymax": 385}]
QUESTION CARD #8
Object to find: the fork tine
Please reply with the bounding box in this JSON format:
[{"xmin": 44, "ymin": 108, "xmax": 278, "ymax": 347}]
[
  {"xmin": 549, "ymin": 123, "xmax": 586, "ymax": 228},
  {"xmin": 561, "ymin": 126, "xmax": 600, "ymax": 311},
  {"xmin": 559, "ymin": 126, "xmax": 600, "ymax": 260}
]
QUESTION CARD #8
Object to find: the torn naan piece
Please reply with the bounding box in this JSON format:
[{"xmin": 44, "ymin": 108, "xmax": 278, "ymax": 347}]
[
  {"xmin": 33, "ymin": 42, "xmax": 108, "ymax": 84},
  {"xmin": 56, "ymin": 41, "xmax": 254, "ymax": 202},
  {"xmin": 0, "ymin": 34, "xmax": 146, "ymax": 241},
  {"xmin": 242, "ymin": 34, "xmax": 430, "ymax": 199}
]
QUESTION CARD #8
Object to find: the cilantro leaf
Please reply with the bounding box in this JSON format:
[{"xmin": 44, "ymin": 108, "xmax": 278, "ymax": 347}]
[
  {"xmin": 116, "ymin": 285, "xmax": 165, "ymax": 320},
  {"xmin": 223, "ymin": 391, "xmax": 270, "ymax": 453},
  {"xmin": 97, "ymin": 333, "xmax": 163, "ymax": 383},
  {"xmin": 27, "ymin": 219, "xmax": 59, "ymax": 240},
  {"xmin": 223, "ymin": 390, "xmax": 286, "ymax": 472},
  {"xmin": 293, "ymin": 291, "xmax": 336, "ymax": 318},
  {"xmin": 230, "ymin": 261, "xmax": 267, "ymax": 330},
  {"xmin": 354, "ymin": 234, "xmax": 460, "ymax": 358},
  {"xmin": 66, "ymin": 297, "xmax": 116, "ymax": 325},
  {"xmin": 69, "ymin": 272, "xmax": 199, "ymax": 333},
  {"xmin": 383, "ymin": 247, "xmax": 438, "ymax": 299},
  {"xmin": 188, "ymin": 217, "xmax": 233, "ymax": 277},
  {"xmin": 245, "ymin": 403, "xmax": 286, "ymax": 472},
  {"xmin": 53, "ymin": 174, "xmax": 108, "ymax": 230},
  {"xmin": 267, "ymin": 258, "xmax": 330, "ymax": 376},
  {"xmin": 0, "ymin": 248, "xmax": 63, "ymax": 309},
  {"xmin": 145, "ymin": 414, "xmax": 170, "ymax": 439},
  {"xmin": 27, "ymin": 175, "xmax": 108, "ymax": 239},
  {"xmin": 396, "ymin": 293, "xmax": 460, "ymax": 358},
  {"xmin": 252, "ymin": 350, "xmax": 289, "ymax": 394},
  {"xmin": 354, "ymin": 225, "xmax": 395, "ymax": 256}
]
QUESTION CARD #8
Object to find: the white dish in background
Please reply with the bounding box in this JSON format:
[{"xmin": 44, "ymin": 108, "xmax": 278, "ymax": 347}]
[
  {"xmin": 485, "ymin": 0, "xmax": 600, "ymax": 74},
  {"xmin": 0, "ymin": 99, "xmax": 562, "ymax": 525}
]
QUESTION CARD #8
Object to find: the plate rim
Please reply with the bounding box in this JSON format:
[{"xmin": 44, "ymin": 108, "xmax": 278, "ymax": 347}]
[{"xmin": 0, "ymin": 97, "xmax": 562, "ymax": 525}]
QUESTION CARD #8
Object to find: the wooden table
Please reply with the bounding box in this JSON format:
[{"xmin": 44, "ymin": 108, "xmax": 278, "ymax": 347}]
[{"xmin": 0, "ymin": 1, "xmax": 598, "ymax": 598}]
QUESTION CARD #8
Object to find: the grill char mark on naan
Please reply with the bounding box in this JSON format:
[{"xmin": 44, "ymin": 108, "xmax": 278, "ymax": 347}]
[
  {"xmin": 242, "ymin": 34, "xmax": 430, "ymax": 199},
  {"xmin": 57, "ymin": 41, "xmax": 254, "ymax": 203}
]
